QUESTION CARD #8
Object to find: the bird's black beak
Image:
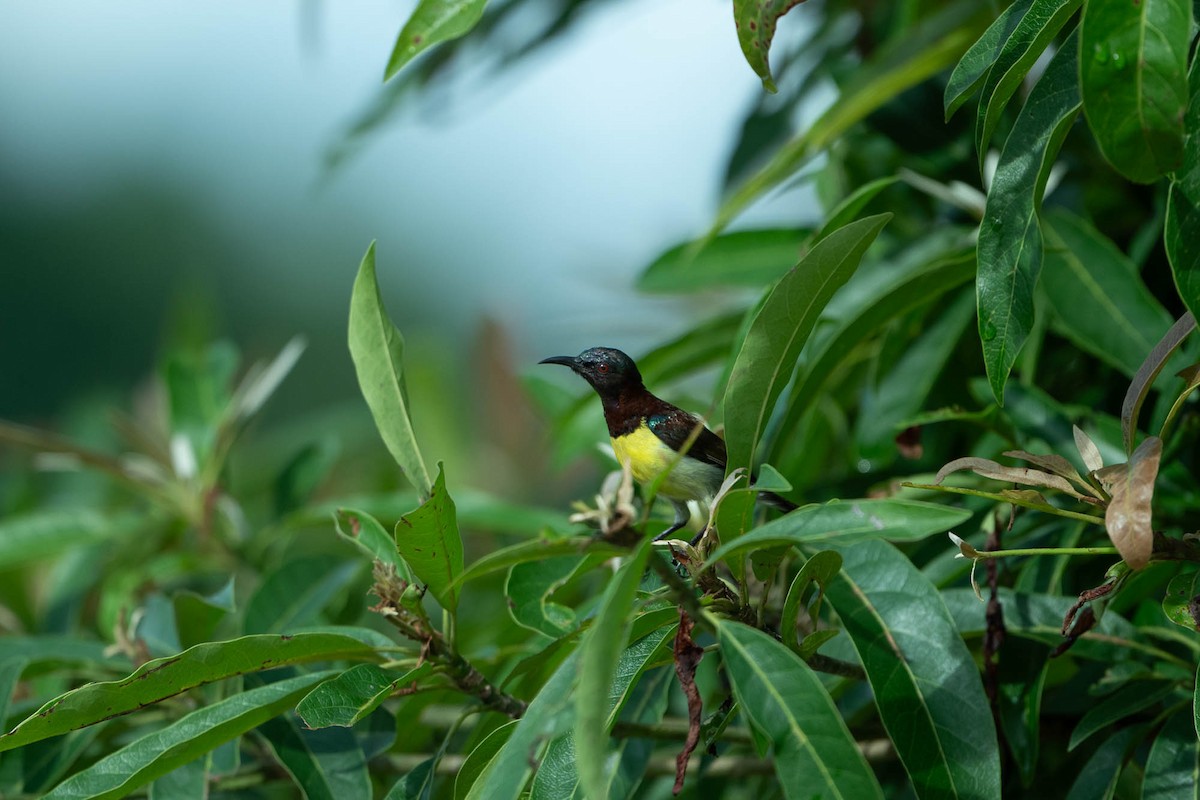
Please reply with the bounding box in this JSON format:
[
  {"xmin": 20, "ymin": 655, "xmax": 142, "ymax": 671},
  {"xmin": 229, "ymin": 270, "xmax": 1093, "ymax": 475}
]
[{"xmin": 538, "ymin": 355, "xmax": 579, "ymax": 371}]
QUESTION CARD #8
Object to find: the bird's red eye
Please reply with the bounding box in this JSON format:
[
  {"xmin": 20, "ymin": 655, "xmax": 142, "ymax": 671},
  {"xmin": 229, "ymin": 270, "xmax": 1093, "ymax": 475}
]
[{"xmin": 597, "ymin": 363, "xmax": 609, "ymax": 373}]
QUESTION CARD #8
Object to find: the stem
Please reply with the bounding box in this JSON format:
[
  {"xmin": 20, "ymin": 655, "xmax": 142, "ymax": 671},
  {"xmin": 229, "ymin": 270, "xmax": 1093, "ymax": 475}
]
[{"xmin": 969, "ymin": 546, "xmax": 1119, "ymax": 560}]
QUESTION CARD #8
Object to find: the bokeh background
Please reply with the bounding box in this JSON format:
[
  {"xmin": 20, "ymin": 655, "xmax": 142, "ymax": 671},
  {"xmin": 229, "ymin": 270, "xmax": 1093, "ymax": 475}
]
[{"xmin": 0, "ymin": 0, "xmax": 819, "ymax": 502}]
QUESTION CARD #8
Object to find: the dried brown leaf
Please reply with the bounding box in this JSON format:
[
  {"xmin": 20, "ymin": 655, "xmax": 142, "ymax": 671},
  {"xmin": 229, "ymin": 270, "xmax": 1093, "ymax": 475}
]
[
  {"xmin": 1104, "ymin": 437, "xmax": 1162, "ymax": 570},
  {"xmin": 935, "ymin": 456, "xmax": 1086, "ymax": 498},
  {"xmin": 1002, "ymin": 450, "xmax": 1088, "ymax": 488},
  {"xmin": 672, "ymin": 609, "xmax": 704, "ymax": 794},
  {"xmin": 1122, "ymin": 312, "xmax": 1195, "ymax": 453},
  {"xmin": 1072, "ymin": 425, "xmax": 1104, "ymax": 474}
]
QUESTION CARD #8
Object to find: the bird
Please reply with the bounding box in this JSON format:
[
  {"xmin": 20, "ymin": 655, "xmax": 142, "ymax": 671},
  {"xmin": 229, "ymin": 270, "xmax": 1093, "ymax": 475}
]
[{"xmin": 540, "ymin": 346, "xmax": 796, "ymax": 542}]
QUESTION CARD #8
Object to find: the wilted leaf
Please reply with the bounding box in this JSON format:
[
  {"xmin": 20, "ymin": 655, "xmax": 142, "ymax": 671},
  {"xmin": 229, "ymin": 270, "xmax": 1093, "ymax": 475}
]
[
  {"xmin": 1121, "ymin": 312, "xmax": 1195, "ymax": 453},
  {"xmin": 1104, "ymin": 437, "xmax": 1161, "ymax": 569},
  {"xmin": 1073, "ymin": 426, "xmax": 1104, "ymax": 473},
  {"xmin": 936, "ymin": 456, "xmax": 1087, "ymax": 499},
  {"xmin": 1001, "ymin": 450, "xmax": 1090, "ymax": 491}
]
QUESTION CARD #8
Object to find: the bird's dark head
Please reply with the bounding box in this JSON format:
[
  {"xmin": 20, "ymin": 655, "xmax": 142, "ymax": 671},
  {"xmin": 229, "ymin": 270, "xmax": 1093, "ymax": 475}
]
[{"xmin": 539, "ymin": 347, "xmax": 643, "ymax": 396}]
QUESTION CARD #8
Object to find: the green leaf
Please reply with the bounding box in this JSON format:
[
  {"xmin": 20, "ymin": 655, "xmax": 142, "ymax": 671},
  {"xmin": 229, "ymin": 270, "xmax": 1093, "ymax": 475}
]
[
  {"xmin": 717, "ymin": 619, "xmax": 883, "ymax": 800},
  {"xmin": 1143, "ymin": 709, "xmax": 1200, "ymax": 800},
  {"xmin": 944, "ymin": 0, "xmax": 1032, "ymax": 119},
  {"xmin": 995, "ymin": 638, "xmax": 1050, "ymax": 789},
  {"xmin": 1166, "ymin": 53, "xmax": 1200, "ymax": 321},
  {"xmin": 297, "ymin": 663, "xmax": 434, "ymax": 728},
  {"xmin": 464, "ymin": 650, "xmax": 578, "ymax": 800},
  {"xmin": 824, "ymin": 539, "xmax": 1001, "ymax": 799},
  {"xmin": 244, "ymin": 557, "xmax": 362, "ymax": 634},
  {"xmin": 1080, "ymin": 0, "xmax": 1191, "ymax": 183},
  {"xmin": 334, "ymin": 508, "xmax": 413, "ymax": 581},
  {"xmin": 173, "ymin": 578, "xmax": 236, "ymax": 650},
  {"xmin": 454, "ymin": 721, "xmax": 517, "ymax": 800},
  {"xmin": 0, "ymin": 633, "xmax": 379, "ymax": 753},
  {"xmin": 1041, "ymin": 209, "xmax": 1173, "ymax": 375},
  {"xmin": 0, "ymin": 510, "xmax": 142, "ymax": 570},
  {"xmin": 973, "ymin": 0, "xmax": 1082, "ymax": 164},
  {"xmin": 0, "ymin": 635, "xmax": 127, "ymax": 671},
  {"xmin": 395, "ymin": 464, "xmax": 465, "ymax": 612},
  {"xmin": 348, "ymin": 242, "xmax": 432, "ymax": 497},
  {"xmin": 575, "ymin": 538, "xmax": 652, "ymax": 800},
  {"xmin": 637, "ymin": 229, "xmax": 806, "ymax": 293},
  {"xmin": 1163, "ymin": 566, "xmax": 1200, "ymax": 630},
  {"xmin": 804, "ymin": 177, "xmax": 900, "ymax": 252},
  {"xmin": 857, "ymin": 289, "xmax": 975, "ymax": 460},
  {"xmin": 977, "ymin": 28, "xmax": 1080, "ymax": 404},
  {"xmin": 732, "ymin": 0, "xmax": 805, "ymax": 92},
  {"xmin": 1065, "ymin": 726, "xmax": 1138, "ymax": 800},
  {"xmin": 258, "ymin": 714, "xmax": 371, "ymax": 800},
  {"xmin": 706, "ymin": 498, "xmax": 970, "ymax": 566},
  {"xmin": 779, "ymin": 550, "xmax": 842, "ymax": 655},
  {"xmin": 772, "ymin": 247, "xmax": 975, "ymax": 459},
  {"xmin": 721, "ymin": 214, "xmax": 890, "ymax": 536},
  {"xmin": 0, "ymin": 657, "xmax": 28, "ymax": 727},
  {"xmin": 384, "ymin": 757, "xmax": 435, "ymax": 800},
  {"xmin": 42, "ymin": 671, "xmax": 335, "ymax": 800},
  {"xmin": 148, "ymin": 758, "xmax": 206, "ymax": 800},
  {"xmin": 384, "ymin": 0, "xmax": 487, "ymax": 81},
  {"xmin": 713, "ymin": 2, "xmax": 985, "ymax": 233},
  {"xmin": 1068, "ymin": 680, "xmax": 1177, "ymax": 750},
  {"xmin": 451, "ymin": 537, "xmax": 616, "ymax": 591},
  {"xmin": 506, "ymin": 556, "xmax": 588, "ymax": 637}
]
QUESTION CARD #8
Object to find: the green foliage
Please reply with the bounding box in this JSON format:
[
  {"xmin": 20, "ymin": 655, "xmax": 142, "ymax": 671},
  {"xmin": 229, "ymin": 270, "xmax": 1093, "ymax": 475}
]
[{"xmin": 6, "ymin": 1, "xmax": 1200, "ymax": 798}]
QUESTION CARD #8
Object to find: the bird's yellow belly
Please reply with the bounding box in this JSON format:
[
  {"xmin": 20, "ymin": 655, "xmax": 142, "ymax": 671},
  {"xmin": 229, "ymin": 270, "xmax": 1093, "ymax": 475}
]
[{"xmin": 610, "ymin": 424, "xmax": 722, "ymax": 502}]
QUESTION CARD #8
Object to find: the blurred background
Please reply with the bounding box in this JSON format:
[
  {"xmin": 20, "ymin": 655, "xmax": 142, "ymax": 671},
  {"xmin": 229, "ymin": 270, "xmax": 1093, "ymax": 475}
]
[{"xmin": 0, "ymin": 0, "xmax": 820, "ymax": 503}]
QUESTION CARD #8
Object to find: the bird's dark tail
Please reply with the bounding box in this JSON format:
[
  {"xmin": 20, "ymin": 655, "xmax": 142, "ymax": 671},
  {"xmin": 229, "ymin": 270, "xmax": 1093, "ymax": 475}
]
[{"xmin": 762, "ymin": 491, "xmax": 797, "ymax": 513}]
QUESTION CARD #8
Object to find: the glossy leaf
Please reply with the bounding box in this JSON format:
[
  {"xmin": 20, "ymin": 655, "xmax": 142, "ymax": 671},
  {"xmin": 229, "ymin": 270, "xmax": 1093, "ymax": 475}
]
[
  {"xmin": 717, "ymin": 619, "xmax": 883, "ymax": 799},
  {"xmin": 395, "ymin": 464, "xmax": 465, "ymax": 612},
  {"xmin": 258, "ymin": 714, "xmax": 371, "ymax": 800},
  {"xmin": 1166, "ymin": 54, "xmax": 1200, "ymax": 320},
  {"xmin": 1163, "ymin": 566, "xmax": 1200, "ymax": 630},
  {"xmin": 348, "ymin": 242, "xmax": 432, "ymax": 497},
  {"xmin": 41, "ymin": 671, "xmax": 335, "ymax": 800},
  {"xmin": 1080, "ymin": 0, "xmax": 1191, "ymax": 183},
  {"xmin": 1143, "ymin": 710, "xmax": 1200, "ymax": 800},
  {"xmin": 575, "ymin": 538, "xmax": 652, "ymax": 800},
  {"xmin": 1068, "ymin": 680, "xmax": 1176, "ymax": 750},
  {"xmin": 244, "ymin": 557, "xmax": 361, "ymax": 635},
  {"xmin": 706, "ymin": 498, "xmax": 970, "ymax": 566},
  {"xmin": 454, "ymin": 721, "xmax": 517, "ymax": 800},
  {"xmin": 944, "ymin": 0, "xmax": 1032, "ymax": 119},
  {"xmin": 638, "ymin": 229, "xmax": 805, "ymax": 293},
  {"xmin": 713, "ymin": 3, "xmax": 985, "ymax": 233},
  {"xmin": 1121, "ymin": 312, "xmax": 1196, "ymax": 453},
  {"xmin": 384, "ymin": 0, "xmax": 487, "ymax": 82},
  {"xmin": 506, "ymin": 556, "xmax": 585, "ymax": 638},
  {"xmin": 973, "ymin": 0, "xmax": 1081, "ymax": 163},
  {"xmin": 148, "ymin": 758, "xmax": 206, "ymax": 800},
  {"xmin": 721, "ymin": 214, "xmax": 889, "ymax": 536},
  {"xmin": 779, "ymin": 550, "xmax": 842, "ymax": 655},
  {"xmin": 0, "ymin": 633, "xmax": 378, "ymax": 753},
  {"xmin": 977, "ymin": 28, "xmax": 1080, "ymax": 404},
  {"xmin": 824, "ymin": 539, "xmax": 1001, "ymax": 799},
  {"xmin": 463, "ymin": 650, "xmax": 578, "ymax": 800},
  {"xmin": 451, "ymin": 537, "xmax": 615, "ymax": 590},
  {"xmin": 1105, "ymin": 436, "xmax": 1161, "ymax": 569},
  {"xmin": 1041, "ymin": 209, "xmax": 1173, "ymax": 375},
  {"xmin": 1064, "ymin": 726, "xmax": 1138, "ymax": 800},
  {"xmin": 334, "ymin": 508, "xmax": 412, "ymax": 581},
  {"xmin": 297, "ymin": 663, "xmax": 434, "ymax": 728}
]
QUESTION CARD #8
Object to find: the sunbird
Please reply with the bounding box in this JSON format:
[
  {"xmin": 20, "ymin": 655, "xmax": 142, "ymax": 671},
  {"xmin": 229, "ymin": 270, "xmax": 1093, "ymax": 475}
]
[{"xmin": 540, "ymin": 347, "xmax": 796, "ymax": 541}]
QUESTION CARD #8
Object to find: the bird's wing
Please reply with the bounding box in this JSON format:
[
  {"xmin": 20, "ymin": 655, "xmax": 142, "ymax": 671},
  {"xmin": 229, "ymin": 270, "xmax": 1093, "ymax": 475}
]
[{"xmin": 647, "ymin": 408, "xmax": 727, "ymax": 471}]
